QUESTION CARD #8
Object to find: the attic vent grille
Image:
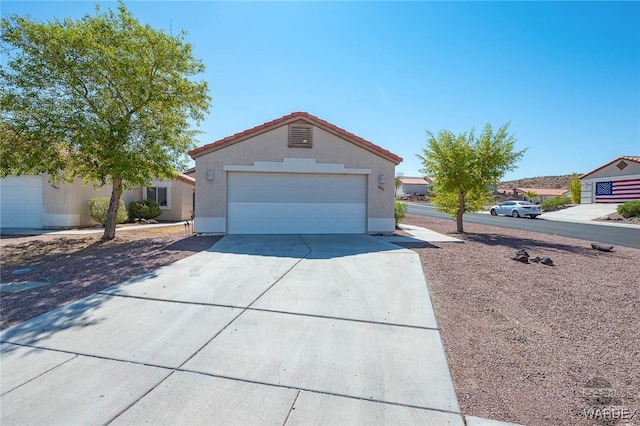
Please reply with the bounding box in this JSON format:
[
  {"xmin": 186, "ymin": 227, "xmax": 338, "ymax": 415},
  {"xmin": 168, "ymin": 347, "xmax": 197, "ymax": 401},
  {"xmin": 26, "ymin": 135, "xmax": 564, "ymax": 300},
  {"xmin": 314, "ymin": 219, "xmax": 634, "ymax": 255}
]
[
  {"xmin": 288, "ymin": 124, "xmax": 313, "ymax": 148},
  {"xmin": 617, "ymin": 160, "xmax": 628, "ymax": 171}
]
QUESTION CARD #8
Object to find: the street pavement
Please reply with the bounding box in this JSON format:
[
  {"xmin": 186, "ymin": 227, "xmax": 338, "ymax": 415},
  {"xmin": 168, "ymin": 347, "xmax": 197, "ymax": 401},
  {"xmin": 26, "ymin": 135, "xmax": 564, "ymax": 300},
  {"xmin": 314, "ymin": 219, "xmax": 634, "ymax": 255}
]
[{"xmin": 0, "ymin": 233, "xmax": 522, "ymax": 425}]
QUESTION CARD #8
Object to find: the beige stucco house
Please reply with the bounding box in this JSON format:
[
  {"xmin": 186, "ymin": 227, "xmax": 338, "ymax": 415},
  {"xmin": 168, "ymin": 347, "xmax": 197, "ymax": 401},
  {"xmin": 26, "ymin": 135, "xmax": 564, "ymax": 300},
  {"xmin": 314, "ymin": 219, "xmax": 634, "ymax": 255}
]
[
  {"xmin": 188, "ymin": 112, "xmax": 402, "ymax": 235},
  {"xmin": 396, "ymin": 177, "xmax": 433, "ymax": 196},
  {"xmin": 0, "ymin": 173, "xmax": 194, "ymax": 229},
  {"xmin": 579, "ymin": 156, "xmax": 640, "ymax": 203}
]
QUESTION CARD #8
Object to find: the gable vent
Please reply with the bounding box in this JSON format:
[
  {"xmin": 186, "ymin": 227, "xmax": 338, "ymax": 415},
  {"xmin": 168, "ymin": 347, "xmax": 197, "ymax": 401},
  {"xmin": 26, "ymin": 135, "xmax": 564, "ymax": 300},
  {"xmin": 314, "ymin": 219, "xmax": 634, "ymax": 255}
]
[
  {"xmin": 289, "ymin": 124, "xmax": 313, "ymax": 148},
  {"xmin": 617, "ymin": 160, "xmax": 628, "ymax": 171}
]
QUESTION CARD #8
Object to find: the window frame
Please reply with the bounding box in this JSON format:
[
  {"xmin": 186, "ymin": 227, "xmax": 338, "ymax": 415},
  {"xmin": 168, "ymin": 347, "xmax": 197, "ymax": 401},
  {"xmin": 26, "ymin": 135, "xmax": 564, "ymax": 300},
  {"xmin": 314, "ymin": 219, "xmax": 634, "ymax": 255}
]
[{"xmin": 144, "ymin": 185, "xmax": 171, "ymax": 209}]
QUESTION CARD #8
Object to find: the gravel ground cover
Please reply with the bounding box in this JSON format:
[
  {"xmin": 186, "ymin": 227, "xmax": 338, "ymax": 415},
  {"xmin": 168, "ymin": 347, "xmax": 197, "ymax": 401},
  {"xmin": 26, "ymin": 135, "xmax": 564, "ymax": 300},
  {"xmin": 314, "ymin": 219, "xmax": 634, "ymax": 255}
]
[
  {"xmin": 401, "ymin": 213, "xmax": 639, "ymax": 426},
  {"xmin": 1, "ymin": 226, "xmax": 221, "ymax": 329}
]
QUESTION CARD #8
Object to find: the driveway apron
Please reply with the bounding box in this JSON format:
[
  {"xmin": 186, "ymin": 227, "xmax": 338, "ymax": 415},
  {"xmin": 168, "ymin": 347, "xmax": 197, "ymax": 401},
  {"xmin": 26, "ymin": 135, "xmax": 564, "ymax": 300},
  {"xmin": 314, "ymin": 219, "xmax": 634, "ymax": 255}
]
[{"xmin": 1, "ymin": 234, "xmax": 463, "ymax": 425}]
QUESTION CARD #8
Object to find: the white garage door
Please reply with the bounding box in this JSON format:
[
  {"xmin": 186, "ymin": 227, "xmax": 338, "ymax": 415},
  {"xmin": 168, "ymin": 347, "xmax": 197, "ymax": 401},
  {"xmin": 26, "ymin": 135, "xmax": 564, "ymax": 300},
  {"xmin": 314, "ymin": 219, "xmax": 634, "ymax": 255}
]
[
  {"xmin": 227, "ymin": 172, "xmax": 366, "ymax": 234},
  {"xmin": 0, "ymin": 176, "xmax": 43, "ymax": 228}
]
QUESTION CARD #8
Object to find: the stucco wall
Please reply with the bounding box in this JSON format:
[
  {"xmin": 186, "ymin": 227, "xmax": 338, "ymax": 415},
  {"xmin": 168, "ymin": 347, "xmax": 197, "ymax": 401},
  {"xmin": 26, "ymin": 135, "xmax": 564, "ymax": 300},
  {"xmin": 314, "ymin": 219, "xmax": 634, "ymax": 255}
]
[
  {"xmin": 151, "ymin": 179, "xmax": 194, "ymax": 221},
  {"xmin": 194, "ymin": 125, "xmax": 396, "ymax": 233},
  {"xmin": 46, "ymin": 179, "xmax": 141, "ymax": 227}
]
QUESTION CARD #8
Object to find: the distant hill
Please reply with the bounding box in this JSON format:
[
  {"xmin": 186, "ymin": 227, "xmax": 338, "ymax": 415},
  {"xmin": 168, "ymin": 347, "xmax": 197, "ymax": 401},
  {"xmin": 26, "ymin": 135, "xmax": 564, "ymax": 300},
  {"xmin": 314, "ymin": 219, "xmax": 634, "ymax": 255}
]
[{"xmin": 499, "ymin": 174, "xmax": 575, "ymax": 189}]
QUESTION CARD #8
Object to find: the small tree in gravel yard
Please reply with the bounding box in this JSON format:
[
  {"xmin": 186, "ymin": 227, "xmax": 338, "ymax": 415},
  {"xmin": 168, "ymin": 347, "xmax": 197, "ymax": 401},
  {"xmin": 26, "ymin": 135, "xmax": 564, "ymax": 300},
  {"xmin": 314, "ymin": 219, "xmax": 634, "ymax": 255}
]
[
  {"xmin": 524, "ymin": 191, "xmax": 538, "ymax": 202},
  {"xmin": 0, "ymin": 2, "xmax": 211, "ymax": 240},
  {"xmin": 417, "ymin": 123, "xmax": 525, "ymax": 233},
  {"xmin": 570, "ymin": 173, "xmax": 581, "ymax": 204}
]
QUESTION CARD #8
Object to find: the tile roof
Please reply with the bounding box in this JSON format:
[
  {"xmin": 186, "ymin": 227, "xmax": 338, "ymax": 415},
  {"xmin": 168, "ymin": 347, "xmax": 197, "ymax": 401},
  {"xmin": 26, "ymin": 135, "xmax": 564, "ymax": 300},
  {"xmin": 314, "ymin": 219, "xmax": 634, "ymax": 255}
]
[
  {"xmin": 580, "ymin": 156, "xmax": 640, "ymax": 179},
  {"xmin": 512, "ymin": 187, "xmax": 569, "ymax": 196},
  {"xmin": 399, "ymin": 177, "xmax": 429, "ymax": 185},
  {"xmin": 188, "ymin": 112, "xmax": 403, "ymax": 165},
  {"xmin": 176, "ymin": 172, "xmax": 195, "ymax": 185}
]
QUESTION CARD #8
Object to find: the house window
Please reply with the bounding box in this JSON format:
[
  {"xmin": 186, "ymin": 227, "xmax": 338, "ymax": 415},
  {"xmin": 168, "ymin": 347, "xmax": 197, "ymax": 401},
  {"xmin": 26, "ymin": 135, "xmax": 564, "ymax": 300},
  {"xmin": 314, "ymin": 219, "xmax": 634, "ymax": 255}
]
[
  {"xmin": 147, "ymin": 186, "xmax": 169, "ymax": 208},
  {"xmin": 288, "ymin": 124, "xmax": 313, "ymax": 148}
]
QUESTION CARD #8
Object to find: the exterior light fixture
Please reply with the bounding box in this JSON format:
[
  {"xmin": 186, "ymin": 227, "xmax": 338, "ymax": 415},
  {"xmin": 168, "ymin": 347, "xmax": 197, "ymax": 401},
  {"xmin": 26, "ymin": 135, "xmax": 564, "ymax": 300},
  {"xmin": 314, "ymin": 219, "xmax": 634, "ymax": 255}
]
[
  {"xmin": 206, "ymin": 170, "xmax": 214, "ymax": 181},
  {"xmin": 378, "ymin": 174, "xmax": 386, "ymax": 184}
]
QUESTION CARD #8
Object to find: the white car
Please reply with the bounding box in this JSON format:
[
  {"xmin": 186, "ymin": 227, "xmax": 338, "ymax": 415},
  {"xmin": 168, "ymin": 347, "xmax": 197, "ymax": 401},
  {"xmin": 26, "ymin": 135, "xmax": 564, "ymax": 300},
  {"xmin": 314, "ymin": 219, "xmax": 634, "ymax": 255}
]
[{"xmin": 490, "ymin": 201, "xmax": 541, "ymax": 218}]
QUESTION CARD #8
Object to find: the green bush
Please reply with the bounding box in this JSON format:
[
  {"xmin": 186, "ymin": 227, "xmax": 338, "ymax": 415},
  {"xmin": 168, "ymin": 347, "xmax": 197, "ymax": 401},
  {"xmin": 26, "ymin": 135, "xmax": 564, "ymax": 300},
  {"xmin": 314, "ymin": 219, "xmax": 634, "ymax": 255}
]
[
  {"xmin": 88, "ymin": 197, "xmax": 128, "ymax": 225},
  {"xmin": 540, "ymin": 196, "xmax": 572, "ymax": 211},
  {"xmin": 617, "ymin": 200, "xmax": 640, "ymax": 218},
  {"xmin": 129, "ymin": 199, "xmax": 162, "ymax": 220},
  {"xmin": 394, "ymin": 201, "xmax": 407, "ymax": 228}
]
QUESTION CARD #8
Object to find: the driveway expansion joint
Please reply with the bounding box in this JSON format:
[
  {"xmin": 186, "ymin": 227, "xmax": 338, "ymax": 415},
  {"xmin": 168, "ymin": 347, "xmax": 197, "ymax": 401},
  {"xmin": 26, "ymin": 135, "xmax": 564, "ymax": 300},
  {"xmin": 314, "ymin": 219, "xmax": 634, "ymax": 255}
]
[{"xmin": 94, "ymin": 293, "xmax": 439, "ymax": 331}]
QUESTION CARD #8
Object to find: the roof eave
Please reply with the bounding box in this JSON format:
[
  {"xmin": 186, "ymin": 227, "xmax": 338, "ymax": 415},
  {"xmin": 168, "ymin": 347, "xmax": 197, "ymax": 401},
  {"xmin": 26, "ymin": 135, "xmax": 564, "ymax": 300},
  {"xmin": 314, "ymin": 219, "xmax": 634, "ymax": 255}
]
[{"xmin": 189, "ymin": 112, "xmax": 403, "ymax": 165}]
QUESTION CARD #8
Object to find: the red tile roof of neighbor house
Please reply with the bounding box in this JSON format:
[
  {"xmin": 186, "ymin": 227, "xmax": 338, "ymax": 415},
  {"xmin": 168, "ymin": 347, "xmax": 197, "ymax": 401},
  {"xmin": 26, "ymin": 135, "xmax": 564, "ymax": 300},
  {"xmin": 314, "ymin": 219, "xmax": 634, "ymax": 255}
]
[
  {"xmin": 580, "ymin": 156, "xmax": 640, "ymax": 179},
  {"xmin": 399, "ymin": 177, "xmax": 430, "ymax": 185},
  {"xmin": 188, "ymin": 112, "xmax": 403, "ymax": 165},
  {"xmin": 507, "ymin": 187, "xmax": 569, "ymax": 196},
  {"xmin": 176, "ymin": 172, "xmax": 195, "ymax": 185}
]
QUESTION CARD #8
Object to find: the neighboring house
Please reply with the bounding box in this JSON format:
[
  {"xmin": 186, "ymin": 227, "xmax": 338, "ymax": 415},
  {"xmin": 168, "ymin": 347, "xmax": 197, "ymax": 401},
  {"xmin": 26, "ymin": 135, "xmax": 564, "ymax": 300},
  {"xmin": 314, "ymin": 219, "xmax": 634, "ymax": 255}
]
[
  {"xmin": 396, "ymin": 177, "xmax": 433, "ymax": 196},
  {"xmin": 579, "ymin": 156, "xmax": 640, "ymax": 204},
  {"xmin": 499, "ymin": 187, "xmax": 570, "ymax": 204},
  {"xmin": 188, "ymin": 111, "xmax": 402, "ymax": 235},
  {"xmin": 182, "ymin": 167, "xmax": 196, "ymax": 178},
  {"xmin": 0, "ymin": 173, "xmax": 195, "ymax": 229}
]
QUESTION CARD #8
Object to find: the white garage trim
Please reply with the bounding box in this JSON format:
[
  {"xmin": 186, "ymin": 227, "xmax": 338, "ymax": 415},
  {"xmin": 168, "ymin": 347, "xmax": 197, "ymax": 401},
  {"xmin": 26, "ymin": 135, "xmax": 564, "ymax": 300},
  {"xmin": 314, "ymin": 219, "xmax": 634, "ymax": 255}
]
[
  {"xmin": 227, "ymin": 172, "xmax": 367, "ymax": 234},
  {"xmin": 223, "ymin": 157, "xmax": 372, "ymax": 175},
  {"xmin": 0, "ymin": 176, "xmax": 43, "ymax": 228}
]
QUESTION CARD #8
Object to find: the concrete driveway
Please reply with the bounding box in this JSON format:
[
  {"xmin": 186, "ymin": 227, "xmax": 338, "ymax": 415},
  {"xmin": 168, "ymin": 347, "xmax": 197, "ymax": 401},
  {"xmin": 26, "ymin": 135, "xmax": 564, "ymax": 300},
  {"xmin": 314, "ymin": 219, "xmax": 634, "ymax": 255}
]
[{"xmin": 1, "ymin": 234, "xmax": 478, "ymax": 424}]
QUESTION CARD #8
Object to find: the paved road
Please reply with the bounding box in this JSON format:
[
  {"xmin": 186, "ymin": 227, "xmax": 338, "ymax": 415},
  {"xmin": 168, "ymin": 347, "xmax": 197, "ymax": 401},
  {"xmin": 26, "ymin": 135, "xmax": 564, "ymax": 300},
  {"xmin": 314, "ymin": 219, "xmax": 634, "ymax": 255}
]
[{"xmin": 407, "ymin": 203, "xmax": 640, "ymax": 249}]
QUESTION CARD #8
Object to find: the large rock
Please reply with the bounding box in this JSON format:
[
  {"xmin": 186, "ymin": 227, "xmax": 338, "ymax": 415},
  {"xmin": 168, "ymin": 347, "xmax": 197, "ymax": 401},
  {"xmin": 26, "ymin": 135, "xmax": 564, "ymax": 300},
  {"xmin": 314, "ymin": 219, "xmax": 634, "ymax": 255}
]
[{"xmin": 591, "ymin": 243, "xmax": 614, "ymax": 252}]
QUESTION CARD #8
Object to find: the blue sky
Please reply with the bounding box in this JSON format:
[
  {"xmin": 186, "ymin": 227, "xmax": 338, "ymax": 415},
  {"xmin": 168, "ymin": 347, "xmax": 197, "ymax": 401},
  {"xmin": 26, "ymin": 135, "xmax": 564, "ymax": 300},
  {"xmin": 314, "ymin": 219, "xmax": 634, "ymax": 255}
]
[{"xmin": 3, "ymin": 1, "xmax": 639, "ymax": 180}]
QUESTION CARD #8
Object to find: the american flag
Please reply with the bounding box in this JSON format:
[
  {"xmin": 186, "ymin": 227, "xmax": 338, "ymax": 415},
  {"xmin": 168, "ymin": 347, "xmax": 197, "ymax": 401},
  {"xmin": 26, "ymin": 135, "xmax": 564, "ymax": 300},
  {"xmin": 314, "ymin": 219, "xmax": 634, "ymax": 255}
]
[{"xmin": 595, "ymin": 178, "xmax": 640, "ymax": 203}]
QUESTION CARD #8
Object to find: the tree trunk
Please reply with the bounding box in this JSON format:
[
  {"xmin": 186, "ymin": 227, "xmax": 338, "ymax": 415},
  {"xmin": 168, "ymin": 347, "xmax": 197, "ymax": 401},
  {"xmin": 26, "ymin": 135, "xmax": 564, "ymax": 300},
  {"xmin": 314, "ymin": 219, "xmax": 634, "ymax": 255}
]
[
  {"xmin": 102, "ymin": 176, "xmax": 123, "ymax": 241},
  {"xmin": 456, "ymin": 189, "xmax": 465, "ymax": 233}
]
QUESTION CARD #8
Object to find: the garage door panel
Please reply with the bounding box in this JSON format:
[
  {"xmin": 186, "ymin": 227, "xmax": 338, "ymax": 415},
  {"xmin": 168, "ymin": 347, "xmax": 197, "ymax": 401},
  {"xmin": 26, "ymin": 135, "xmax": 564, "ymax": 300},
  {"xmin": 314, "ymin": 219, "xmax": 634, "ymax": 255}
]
[
  {"xmin": 227, "ymin": 173, "xmax": 367, "ymax": 234},
  {"xmin": 229, "ymin": 173, "xmax": 365, "ymax": 204},
  {"xmin": 0, "ymin": 176, "xmax": 43, "ymax": 228},
  {"xmin": 228, "ymin": 202, "xmax": 366, "ymax": 234}
]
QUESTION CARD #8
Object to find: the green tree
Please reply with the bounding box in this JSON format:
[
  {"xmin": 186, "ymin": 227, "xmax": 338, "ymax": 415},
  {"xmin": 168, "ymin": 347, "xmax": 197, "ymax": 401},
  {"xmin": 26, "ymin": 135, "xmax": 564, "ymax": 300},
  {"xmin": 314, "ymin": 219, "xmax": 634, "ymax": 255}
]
[
  {"xmin": 0, "ymin": 2, "xmax": 211, "ymax": 240},
  {"xmin": 524, "ymin": 191, "xmax": 538, "ymax": 202},
  {"xmin": 570, "ymin": 173, "xmax": 581, "ymax": 204},
  {"xmin": 417, "ymin": 123, "xmax": 526, "ymax": 232}
]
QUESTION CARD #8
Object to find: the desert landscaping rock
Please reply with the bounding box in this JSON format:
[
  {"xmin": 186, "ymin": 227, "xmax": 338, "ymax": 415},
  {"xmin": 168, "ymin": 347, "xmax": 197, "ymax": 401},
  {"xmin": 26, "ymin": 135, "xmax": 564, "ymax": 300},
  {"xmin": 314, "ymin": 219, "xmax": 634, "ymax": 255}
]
[
  {"xmin": 11, "ymin": 268, "xmax": 33, "ymax": 275},
  {"xmin": 507, "ymin": 249, "xmax": 530, "ymax": 263},
  {"xmin": 591, "ymin": 242, "xmax": 614, "ymax": 252},
  {"xmin": 0, "ymin": 281, "xmax": 54, "ymax": 293}
]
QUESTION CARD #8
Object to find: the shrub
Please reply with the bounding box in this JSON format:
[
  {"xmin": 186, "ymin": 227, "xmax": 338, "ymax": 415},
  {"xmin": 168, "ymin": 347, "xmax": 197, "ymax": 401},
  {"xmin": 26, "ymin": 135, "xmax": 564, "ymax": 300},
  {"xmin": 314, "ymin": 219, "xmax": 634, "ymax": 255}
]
[
  {"xmin": 540, "ymin": 196, "xmax": 571, "ymax": 211},
  {"xmin": 617, "ymin": 200, "xmax": 640, "ymax": 218},
  {"xmin": 394, "ymin": 201, "xmax": 407, "ymax": 228},
  {"xmin": 129, "ymin": 199, "xmax": 162, "ymax": 220},
  {"xmin": 88, "ymin": 197, "xmax": 128, "ymax": 225}
]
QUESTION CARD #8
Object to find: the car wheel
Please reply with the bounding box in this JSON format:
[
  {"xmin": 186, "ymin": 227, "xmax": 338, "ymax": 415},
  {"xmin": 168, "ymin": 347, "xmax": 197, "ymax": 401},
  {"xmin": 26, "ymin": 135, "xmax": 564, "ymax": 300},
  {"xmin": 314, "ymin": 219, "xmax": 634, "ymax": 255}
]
[
  {"xmin": 490, "ymin": 208, "xmax": 497, "ymax": 216},
  {"xmin": 512, "ymin": 210, "xmax": 520, "ymax": 218}
]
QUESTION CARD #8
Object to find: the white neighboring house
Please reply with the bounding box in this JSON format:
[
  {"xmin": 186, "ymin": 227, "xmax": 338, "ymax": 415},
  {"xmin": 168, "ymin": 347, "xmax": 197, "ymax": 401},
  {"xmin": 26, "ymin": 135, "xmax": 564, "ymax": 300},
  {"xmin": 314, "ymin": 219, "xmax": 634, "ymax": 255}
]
[
  {"xmin": 396, "ymin": 177, "xmax": 433, "ymax": 196},
  {"xmin": 579, "ymin": 156, "xmax": 640, "ymax": 204},
  {"xmin": 0, "ymin": 173, "xmax": 195, "ymax": 229}
]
